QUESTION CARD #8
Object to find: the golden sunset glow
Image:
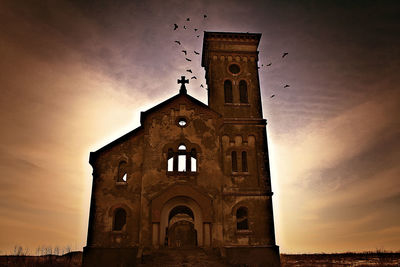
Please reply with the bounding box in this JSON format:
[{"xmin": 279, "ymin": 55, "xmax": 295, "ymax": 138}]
[{"xmin": 0, "ymin": 0, "xmax": 399, "ymax": 254}]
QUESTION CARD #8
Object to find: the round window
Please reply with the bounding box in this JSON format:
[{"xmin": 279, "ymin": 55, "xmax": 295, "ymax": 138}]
[
  {"xmin": 228, "ymin": 64, "xmax": 240, "ymax": 74},
  {"xmin": 178, "ymin": 118, "xmax": 187, "ymax": 127}
]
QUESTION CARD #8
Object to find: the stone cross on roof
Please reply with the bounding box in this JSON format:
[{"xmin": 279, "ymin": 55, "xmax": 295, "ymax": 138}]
[{"xmin": 178, "ymin": 76, "xmax": 189, "ymax": 94}]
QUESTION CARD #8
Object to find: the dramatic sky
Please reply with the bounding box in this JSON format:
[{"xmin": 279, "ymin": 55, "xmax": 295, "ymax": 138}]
[{"xmin": 0, "ymin": 0, "xmax": 399, "ymax": 254}]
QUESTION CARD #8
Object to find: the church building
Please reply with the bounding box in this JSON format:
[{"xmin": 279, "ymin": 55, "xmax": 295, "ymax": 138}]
[{"xmin": 83, "ymin": 32, "xmax": 280, "ymax": 266}]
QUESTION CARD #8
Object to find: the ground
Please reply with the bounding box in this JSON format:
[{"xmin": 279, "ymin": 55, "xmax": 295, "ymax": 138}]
[
  {"xmin": 1, "ymin": 251, "xmax": 400, "ymax": 266},
  {"xmin": 280, "ymin": 252, "xmax": 400, "ymax": 267}
]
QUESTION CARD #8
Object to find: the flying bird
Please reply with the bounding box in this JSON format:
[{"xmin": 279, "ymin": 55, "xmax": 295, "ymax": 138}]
[
  {"xmin": 266, "ymin": 63, "xmax": 272, "ymax": 66},
  {"xmin": 182, "ymin": 50, "xmax": 187, "ymax": 55},
  {"xmin": 185, "ymin": 58, "xmax": 192, "ymax": 62},
  {"xmin": 204, "ymin": 14, "xmax": 207, "ymax": 18},
  {"xmin": 191, "ymin": 76, "xmax": 197, "ymax": 79},
  {"xmin": 186, "ymin": 18, "xmax": 190, "ymax": 21},
  {"xmin": 194, "ymin": 51, "xmax": 199, "ymax": 55},
  {"xmin": 270, "ymin": 94, "xmax": 275, "ymax": 98},
  {"xmin": 282, "ymin": 52, "xmax": 288, "ymax": 58},
  {"xmin": 186, "ymin": 69, "xmax": 192, "ymax": 73},
  {"xmin": 200, "ymin": 84, "xmax": 204, "ymax": 88},
  {"xmin": 173, "ymin": 24, "xmax": 178, "ymax": 30},
  {"xmin": 284, "ymin": 84, "xmax": 290, "ymax": 88},
  {"xmin": 174, "ymin": 40, "xmax": 181, "ymax": 45}
]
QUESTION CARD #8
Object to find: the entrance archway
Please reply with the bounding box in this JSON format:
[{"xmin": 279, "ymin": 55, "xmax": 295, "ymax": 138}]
[
  {"xmin": 150, "ymin": 184, "xmax": 213, "ymax": 248},
  {"xmin": 159, "ymin": 196, "xmax": 204, "ymax": 246},
  {"xmin": 167, "ymin": 205, "xmax": 197, "ymax": 247}
]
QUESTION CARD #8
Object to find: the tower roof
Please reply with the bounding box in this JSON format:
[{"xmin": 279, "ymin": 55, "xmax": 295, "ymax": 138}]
[{"xmin": 201, "ymin": 31, "xmax": 262, "ymax": 67}]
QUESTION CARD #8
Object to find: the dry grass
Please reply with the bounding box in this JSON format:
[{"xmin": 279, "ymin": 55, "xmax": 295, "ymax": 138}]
[
  {"xmin": 281, "ymin": 251, "xmax": 400, "ymax": 267},
  {"xmin": 2, "ymin": 247, "xmax": 400, "ymax": 266},
  {"xmin": 0, "ymin": 252, "xmax": 82, "ymax": 267},
  {"xmin": 0, "ymin": 246, "xmax": 81, "ymax": 267}
]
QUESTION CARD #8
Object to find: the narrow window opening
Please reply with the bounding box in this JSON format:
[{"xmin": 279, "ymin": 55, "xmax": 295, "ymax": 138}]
[
  {"xmin": 224, "ymin": 80, "xmax": 233, "ymax": 103},
  {"xmin": 239, "ymin": 80, "xmax": 248, "ymax": 103},
  {"xmin": 178, "ymin": 155, "xmax": 186, "ymax": 172},
  {"xmin": 167, "ymin": 149, "xmax": 174, "ymax": 172},
  {"xmin": 190, "ymin": 149, "xmax": 197, "ymax": 172},
  {"xmin": 236, "ymin": 207, "xmax": 249, "ymax": 230},
  {"xmin": 231, "ymin": 151, "xmax": 238, "ymax": 172},
  {"xmin": 168, "ymin": 158, "xmax": 174, "ymax": 171},
  {"xmin": 117, "ymin": 161, "xmax": 127, "ymax": 182},
  {"xmin": 191, "ymin": 158, "xmax": 197, "ymax": 172},
  {"xmin": 113, "ymin": 208, "xmax": 127, "ymax": 231},
  {"xmin": 178, "ymin": 144, "xmax": 187, "ymax": 172},
  {"xmin": 242, "ymin": 151, "xmax": 248, "ymax": 172}
]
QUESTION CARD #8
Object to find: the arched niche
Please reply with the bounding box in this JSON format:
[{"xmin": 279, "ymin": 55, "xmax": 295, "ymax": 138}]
[
  {"xmin": 248, "ymin": 135, "xmax": 256, "ymax": 147},
  {"xmin": 234, "ymin": 135, "xmax": 243, "ymax": 145},
  {"xmin": 221, "ymin": 135, "xmax": 230, "ymax": 147}
]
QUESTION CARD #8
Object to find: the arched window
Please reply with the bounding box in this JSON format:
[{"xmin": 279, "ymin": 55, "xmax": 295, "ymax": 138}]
[
  {"xmin": 224, "ymin": 80, "xmax": 233, "ymax": 103},
  {"xmin": 167, "ymin": 144, "xmax": 197, "ymax": 173},
  {"xmin": 167, "ymin": 149, "xmax": 174, "ymax": 172},
  {"xmin": 190, "ymin": 149, "xmax": 197, "ymax": 172},
  {"xmin": 236, "ymin": 207, "xmax": 249, "ymax": 230},
  {"xmin": 113, "ymin": 208, "xmax": 127, "ymax": 231},
  {"xmin": 178, "ymin": 145, "xmax": 187, "ymax": 172},
  {"xmin": 239, "ymin": 80, "xmax": 248, "ymax": 103},
  {"xmin": 117, "ymin": 161, "xmax": 127, "ymax": 182},
  {"xmin": 231, "ymin": 151, "xmax": 238, "ymax": 172},
  {"xmin": 242, "ymin": 151, "xmax": 248, "ymax": 172},
  {"xmin": 178, "ymin": 144, "xmax": 186, "ymax": 150}
]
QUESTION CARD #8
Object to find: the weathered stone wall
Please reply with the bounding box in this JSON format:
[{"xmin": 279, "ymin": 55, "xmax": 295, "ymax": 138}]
[
  {"xmin": 202, "ymin": 33, "xmax": 263, "ymax": 120},
  {"xmin": 201, "ymin": 32, "xmax": 277, "ymax": 251},
  {"xmin": 87, "ymin": 133, "xmax": 143, "ymax": 248},
  {"xmin": 138, "ymin": 95, "xmax": 223, "ymax": 247}
]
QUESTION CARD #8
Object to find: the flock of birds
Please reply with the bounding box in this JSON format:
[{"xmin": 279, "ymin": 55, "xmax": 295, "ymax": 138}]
[
  {"xmin": 172, "ymin": 14, "xmax": 290, "ymax": 99},
  {"xmin": 267, "ymin": 52, "xmax": 290, "ymax": 99},
  {"xmin": 172, "ymin": 15, "xmax": 207, "ymax": 88}
]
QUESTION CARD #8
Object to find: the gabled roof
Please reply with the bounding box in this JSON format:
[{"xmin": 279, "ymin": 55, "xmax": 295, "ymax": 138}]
[
  {"xmin": 90, "ymin": 91, "xmax": 220, "ymax": 163},
  {"xmin": 140, "ymin": 91, "xmax": 219, "ymax": 124}
]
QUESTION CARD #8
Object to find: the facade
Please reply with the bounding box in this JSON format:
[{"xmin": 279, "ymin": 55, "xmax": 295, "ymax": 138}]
[{"xmin": 83, "ymin": 32, "xmax": 280, "ymax": 266}]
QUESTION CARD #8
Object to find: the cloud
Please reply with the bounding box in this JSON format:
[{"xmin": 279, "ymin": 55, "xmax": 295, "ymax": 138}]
[
  {"xmin": 1, "ymin": 0, "xmax": 399, "ymax": 254},
  {"xmin": 271, "ymin": 88, "xmax": 399, "ymax": 185},
  {"xmin": 269, "ymin": 86, "xmax": 400, "ymax": 252}
]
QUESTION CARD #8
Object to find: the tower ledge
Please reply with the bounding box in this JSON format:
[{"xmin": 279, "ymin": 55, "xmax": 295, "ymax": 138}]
[{"xmin": 202, "ymin": 31, "xmax": 261, "ymax": 67}]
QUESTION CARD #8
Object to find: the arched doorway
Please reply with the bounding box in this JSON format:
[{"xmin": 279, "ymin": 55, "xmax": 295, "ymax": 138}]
[
  {"xmin": 167, "ymin": 205, "xmax": 197, "ymax": 248},
  {"xmin": 151, "ymin": 184, "xmax": 213, "ymax": 248},
  {"xmin": 158, "ymin": 196, "xmax": 204, "ymax": 247}
]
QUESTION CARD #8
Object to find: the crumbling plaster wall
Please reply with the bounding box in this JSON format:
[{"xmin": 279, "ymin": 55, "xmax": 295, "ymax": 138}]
[
  {"xmin": 220, "ymin": 124, "xmax": 275, "ymax": 246},
  {"xmin": 138, "ymin": 96, "xmax": 224, "ymax": 247},
  {"xmin": 89, "ymin": 133, "xmax": 144, "ymax": 248}
]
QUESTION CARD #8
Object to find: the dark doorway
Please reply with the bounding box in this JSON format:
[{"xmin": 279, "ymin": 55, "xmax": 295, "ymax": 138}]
[
  {"xmin": 167, "ymin": 205, "xmax": 197, "ymax": 248},
  {"xmin": 168, "ymin": 221, "xmax": 197, "ymax": 248}
]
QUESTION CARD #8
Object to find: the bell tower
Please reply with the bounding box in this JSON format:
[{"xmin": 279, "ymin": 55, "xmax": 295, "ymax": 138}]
[
  {"xmin": 202, "ymin": 32, "xmax": 280, "ymax": 266},
  {"xmin": 201, "ymin": 32, "xmax": 263, "ymax": 119}
]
